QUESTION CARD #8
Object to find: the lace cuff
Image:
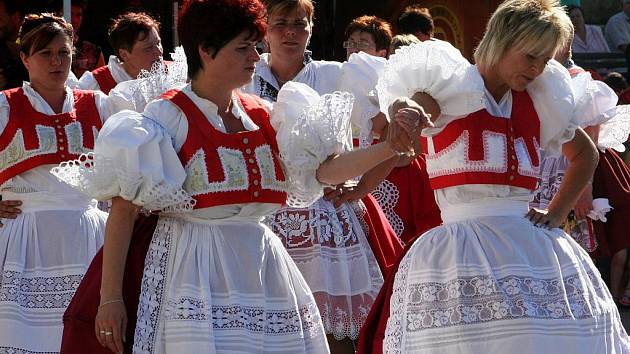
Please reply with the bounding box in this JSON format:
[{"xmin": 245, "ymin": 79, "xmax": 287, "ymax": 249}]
[
  {"xmin": 51, "ymin": 110, "xmax": 194, "ymax": 212},
  {"xmin": 339, "ymin": 52, "xmax": 386, "ymax": 146},
  {"xmin": 272, "ymin": 82, "xmax": 354, "ymax": 207},
  {"xmin": 52, "ymin": 153, "xmax": 194, "ymax": 212},
  {"xmin": 598, "ymin": 105, "xmax": 630, "ymax": 152},
  {"xmin": 376, "ymin": 40, "xmax": 485, "ymax": 120}
]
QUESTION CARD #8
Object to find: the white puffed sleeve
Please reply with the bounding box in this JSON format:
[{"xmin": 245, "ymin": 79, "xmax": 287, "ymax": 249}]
[
  {"xmin": 571, "ymin": 71, "xmax": 618, "ymax": 128},
  {"xmin": 51, "ymin": 109, "xmax": 194, "ymax": 211},
  {"xmin": 526, "ymin": 60, "xmax": 578, "ymax": 156},
  {"xmin": 338, "ymin": 52, "xmax": 386, "ymax": 146},
  {"xmin": 376, "ymin": 40, "xmax": 485, "ymax": 120},
  {"xmin": 271, "ymin": 82, "xmax": 354, "ymax": 207}
]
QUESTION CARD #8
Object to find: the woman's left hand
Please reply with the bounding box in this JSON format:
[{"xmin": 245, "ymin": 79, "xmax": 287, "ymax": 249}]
[{"xmin": 526, "ymin": 208, "xmax": 565, "ymax": 229}]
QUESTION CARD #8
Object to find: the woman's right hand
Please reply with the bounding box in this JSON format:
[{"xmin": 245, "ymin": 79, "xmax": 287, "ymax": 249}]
[{"xmin": 95, "ymin": 300, "xmax": 127, "ymax": 354}]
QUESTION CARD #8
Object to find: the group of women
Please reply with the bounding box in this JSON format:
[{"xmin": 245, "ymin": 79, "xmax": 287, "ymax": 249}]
[{"xmin": 0, "ymin": 0, "xmax": 629, "ymax": 353}]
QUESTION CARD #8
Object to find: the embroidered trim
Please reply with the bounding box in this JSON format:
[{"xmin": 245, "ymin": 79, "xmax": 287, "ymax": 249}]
[
  {"xmin": 254, "ymin": 145, "xmax": 287, "ymax": 192},
  {"xmin": 183, "ymin": 148, "xmax": 249, "ymax": 195},
  {"xmin": 0, "ymin": 270, "xmax": 82, "ymax": 309},
  {"xmin": 515, "ymin": 136, "xmax": 540, "ymax": 178},
  {"xmin": 0, "ymin": 127, "xmax": 57, "ymax": 172},
  {"xmin": 372, "ymin": 180, "xmax": 404, "ymax": 238},
  {"xmin": 64, "ymin": 121, "xmax": 92, "ymax": 155},
  {"xmin": 426, "ymin": 130, "xmax": 508, "ymax": 178}
]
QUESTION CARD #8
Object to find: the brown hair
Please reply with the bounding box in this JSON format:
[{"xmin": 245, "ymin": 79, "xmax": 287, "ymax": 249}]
[
  {"xmin": 17, "ymin": 13, "xmax": 73, "ymax": 55},
  {"xmin": 398, "ymin": 5, "xmax": 434, "ymax": 36},
  {"xmin": 108, "ymin": 12, "xmax": 160, "ymax": 58},
  {"xmin": 265, "ymin": 0, "xmax": 314, "ymax": 24},
  {"xmin": 344, "ymin": 15, "xmax": 393, "ymax": 52},
  {"xmin": 179, "ymin": 0, "xmax": 267, "ymax": 79}
]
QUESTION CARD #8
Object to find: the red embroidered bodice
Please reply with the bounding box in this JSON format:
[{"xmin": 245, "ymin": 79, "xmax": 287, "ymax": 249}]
[
  {"xmin": 162, "ymin": 89, "xmax": 288, "ymax": 209},
  {"xmin": 0, "ymin": 87, "xmax": 102, "ymax": 185},
  {"xmin": 91, "ymin": 65, "xmax": 117, "ymax": 94},
  {"xmin": 421, "ymin": 90, "xmax": 541, "ymax": 191}
]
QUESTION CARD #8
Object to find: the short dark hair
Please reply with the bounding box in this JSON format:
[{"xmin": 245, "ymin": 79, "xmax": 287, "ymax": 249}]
[
  {"xmin": 266, "ymin": 0, "xmax": 315, "ymax": 24},
  {"xmin": 398, "ymin": 5, "xmax": 434, "ymax": 36},
  {"xmin": 18, "ymin": 13, "xmax": 73, "ymax": 55},
  {"xmin": 178, "ymin": 0, "xmax": 267, "ymax": 79},
  {"xmin": 344, "ymin": 15, "xmax": 393, "ymax": 52},
  {"xmin": 605, "ymin": 72, "xmax": 628, "ymax": 93},
  {"xmin": 108, "ymin": 12, "xmax": 160, "ymax": 59}
]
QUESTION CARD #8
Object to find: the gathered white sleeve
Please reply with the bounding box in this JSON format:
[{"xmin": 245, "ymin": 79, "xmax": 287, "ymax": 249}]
[
  {"xmin": 51, "ymin": 110, "xmax": 194, "ymax": 211},
  {"xmin": 526, "ymin": 60, "xmax": 579, "ymax": 156},
  {"xmin": 338, "ymin": 52, "xmax": 386, "ymax": 146},
  {"xmin": 271, "ymin": 81, "xmax": 354, "ymax": 207},
  {"xmin": 376, "ymin": 40, "xmax": 485, "ymax": 121},
  {"xmin": 571, "ymin": 71, "xmax": 618, "ymax": 128},
  {"xmin": 76, "ymin": 71, "xmax": 100, "ymax": 91}
]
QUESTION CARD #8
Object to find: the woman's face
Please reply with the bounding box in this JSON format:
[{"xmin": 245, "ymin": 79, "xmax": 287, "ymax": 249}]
[
  {"xmin": 568, "ymin": 8, "xmax": 585, "ymax": 31},
  {"xmin": 266, "ymin": 7, "xmax": 312, "ymax": 63},
  {"xmin": 119, "ymin": 27, "xmax": 163, "ymax": 74},
  {"xmin": 201, "ymin": 30, "xmax": 260, "ymax": 89},
  {"xmin": 21, "ymin": 33, "xmax": 72, "ymax": 89},
  {"xmin": 494, "ymin": 46, "xmax": 551, "ymax": 92},
  {"xmin": 345, "ymin": 30, "xmax": 385, "ymax": 59}
]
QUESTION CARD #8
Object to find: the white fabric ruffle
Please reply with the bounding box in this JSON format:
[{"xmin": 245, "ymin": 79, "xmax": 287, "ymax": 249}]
[
  {"xmin": 272, "ymin": 82, "xmax": 354, "ymax": 207},
  {"xmin": 376, "ymin": 41, "xmax": 485, "ymax": 121},
  {"xmin": 571, "ymin": 71, "xmax": 618, "ymax": 128},
  {"xmin": 588, "ymin": 198, "xmax": 613, "ymax": 222},
  {"xmin": 598, "ymin": 105, "xmax": 630, "ymax": 152},
  {"xmin": 338, "ymin": 52, "xmax": 386, "ymax": 146},
  {"xmin": 527, "ymin": 60, "xmax": 578, "ymax": 155},
  {"xmin": 52, "ymin": 111, "xmax": 194, "ymax": 212}
]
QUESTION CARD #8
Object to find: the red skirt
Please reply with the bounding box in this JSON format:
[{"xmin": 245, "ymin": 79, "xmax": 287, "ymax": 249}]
[
  {"xmin": 360, "ymin": 194, "xmax": 405, "ymax": 278},
  {"xmin": 60, "ymin": 214, "xmax": 159, "ymax": 354},
  {"xmin": 591, "ymin": 149, "xmax": 630, "ymax": 258}
]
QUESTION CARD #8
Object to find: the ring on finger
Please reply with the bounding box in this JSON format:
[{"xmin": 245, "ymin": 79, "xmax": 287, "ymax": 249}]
[{"xmin": 105, "ymin": 331, "xmax": 113, "ymax": 336}]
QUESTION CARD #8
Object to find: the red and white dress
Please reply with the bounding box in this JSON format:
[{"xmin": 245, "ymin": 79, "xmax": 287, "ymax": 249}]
[
  {"xmin": 243, "ymin": 54, "xmax": 403, "ymax": 341},
  {"xmin": 0, "ymin": 82, "xmax": 128, "ymax": 353},
  {"xmin": 77, "ymin": 55, "xmax": 132, "ymax": 94},
  {"xmin": 372, "ymin": 42, "xmax": 630, "ymax": 354},
  {"xmin": 53, "ymin": 82, "xmax": 346, "ymax": 353}
]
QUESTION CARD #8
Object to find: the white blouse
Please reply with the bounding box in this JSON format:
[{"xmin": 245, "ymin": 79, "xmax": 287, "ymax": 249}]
[{"xmin": 77, "ymin": 55, "xmax": 133, "ymax": 91}]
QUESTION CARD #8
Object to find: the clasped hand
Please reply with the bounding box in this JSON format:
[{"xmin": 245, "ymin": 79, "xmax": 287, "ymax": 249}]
[{"xmin": 386, "ymin": 97, "xmax": 434, "ymax": 155}]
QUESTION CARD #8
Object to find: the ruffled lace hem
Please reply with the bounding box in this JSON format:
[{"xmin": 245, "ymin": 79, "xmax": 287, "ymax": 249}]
[
  {"xmin": 376, "ymin": 41, "xmax": 485, "ymax": 120},
  {"xmin": 51, "ymin": 153, "xmax": 195, "ymax": 212},
  {"xmin": 599, "ymin": 105, "xmax": 630, "ymax": 152},
  {"xmin": 274, "ymin": 82, "xmax": 354, "ymax": 207}
]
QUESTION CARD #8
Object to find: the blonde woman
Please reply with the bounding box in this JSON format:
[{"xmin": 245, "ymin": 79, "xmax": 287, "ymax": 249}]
[{"xmin": 360, "ymin": 0, "xmax": 630, "ymax": 353}]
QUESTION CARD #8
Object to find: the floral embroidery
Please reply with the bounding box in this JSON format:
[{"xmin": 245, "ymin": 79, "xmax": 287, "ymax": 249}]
[
  {"xmin": 0, "ymin": 127, "xmax": 56, "ymax": 172},
  {"xmin": 64, "ymin": 121, "xmax": 96, "ymax": 155},
  {"xmin": 401, "ymin": 271, "xmax": 604, "ymax": 333},
  {"xmin": 0, "ymin": 347, "xmax": 57, "ymax": 354},
  {"xmin": 255, "ymin": 145, "xmax": 287, "ymax": 192},
  {"xmin": 183, "ymin": 148, "xmax": 249, "ymax": 195}
]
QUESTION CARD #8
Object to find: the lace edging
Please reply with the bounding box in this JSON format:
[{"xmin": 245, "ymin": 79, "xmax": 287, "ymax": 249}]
[
  {"xmin": 280, "ymin": 91, "xmax": 355, "ymax": 208},
  {"xmin": 51, "ymin": 152, "xmax": 195, "ymax": 212},
  {"xmin": 599, "ymin": 105, "xmax": 630, "ymax": 152}
]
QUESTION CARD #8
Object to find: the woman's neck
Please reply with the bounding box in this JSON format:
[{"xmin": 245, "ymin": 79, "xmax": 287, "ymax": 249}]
[
  {"xmin": 122, "ymin": 62, "xmax": 140, "ymax": 80},
  {"xmin": 191, "ymin": 77, "xmax": 232, "ymax": 113},
  {"xmin": 269, "ymin": 53, "xmax": 304, "ymax": 85},
  {"xmin": 30, "ymin": 81, "xmax": 66, "ymax": 114},
  {"xmin": 478, "ymin": 65, "xmax": 508, "ymax": 103}
]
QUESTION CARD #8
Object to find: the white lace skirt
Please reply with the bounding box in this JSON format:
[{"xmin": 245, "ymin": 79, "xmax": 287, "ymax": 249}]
[
  {"xmin": 384, "ymin": 203, "xmax": 630, "ymax": 354},
  {"xmin": 0, "ymin": 194, "xmax": 106, "ymax": 353},
  {"xmin": 267, "ymin": 198, "xmax": 384, "ymax": 341},
  {"xmin": 132, "ymin": 216, "xmax": 329, "ymax": 354}
]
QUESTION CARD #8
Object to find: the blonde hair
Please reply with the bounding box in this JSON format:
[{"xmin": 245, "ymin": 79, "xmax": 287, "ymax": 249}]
[
  {"xmin": 389, "ymin": 34, "xmax": 420, "ymax": 53},
  {"xmin": 474, "ymin": 0, "xmax": 573, "ymax": 70}
]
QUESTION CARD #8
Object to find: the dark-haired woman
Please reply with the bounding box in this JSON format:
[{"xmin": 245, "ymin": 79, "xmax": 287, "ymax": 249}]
[
  {"xmin": 53, "ymin": 0, "xmax": 414, "ymax": 353},
  {"xmin": 0, "ymin": 14, "xmax": 132, "ymax": 352}
]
